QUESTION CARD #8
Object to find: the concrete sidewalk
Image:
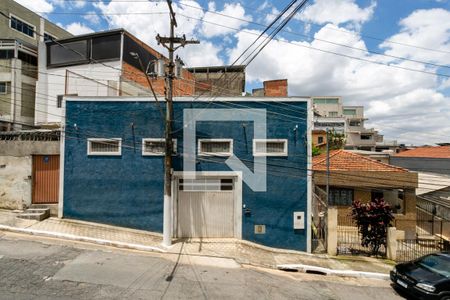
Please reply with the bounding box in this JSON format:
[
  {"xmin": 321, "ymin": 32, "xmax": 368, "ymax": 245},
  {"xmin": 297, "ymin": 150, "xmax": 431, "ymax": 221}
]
[{"xmin": 0, "ymin": 209, "xmax": 395, "ymax": 278}]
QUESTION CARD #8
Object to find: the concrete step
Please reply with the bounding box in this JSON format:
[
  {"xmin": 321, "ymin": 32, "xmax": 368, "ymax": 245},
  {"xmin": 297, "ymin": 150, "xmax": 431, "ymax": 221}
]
[
  {"xmin": 31, "ymin": 204, "xmax": 58, "ymax": 216},
  {"xmin": 17, "ymin": 208, "xmax": 50, "ymax": 221}
]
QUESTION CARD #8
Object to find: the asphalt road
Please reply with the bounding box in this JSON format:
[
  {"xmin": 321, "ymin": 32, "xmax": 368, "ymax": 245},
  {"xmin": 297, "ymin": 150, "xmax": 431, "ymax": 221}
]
[{"xmin": 0, "ymin": 232, "xmax": 405, "ymax": 300}]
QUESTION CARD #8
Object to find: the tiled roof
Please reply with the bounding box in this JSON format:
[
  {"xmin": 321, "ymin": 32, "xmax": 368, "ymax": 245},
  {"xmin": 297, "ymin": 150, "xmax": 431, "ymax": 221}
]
[
  {"xmin": 313, "ymin": 150, "xmax": 408, "ymax": 172},
  {"xmin": 395, "ymin": 146, "xmax": 450, "ymax": 159}
]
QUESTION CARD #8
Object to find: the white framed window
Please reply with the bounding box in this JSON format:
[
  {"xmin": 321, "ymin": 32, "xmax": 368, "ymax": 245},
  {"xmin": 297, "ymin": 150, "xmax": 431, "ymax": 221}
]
[
  {"xmin": 87, "ymin": 138, "xmax": 122, "ymax": 156},
  {"xmin": 198, "ymin": 139, "xmax": 233, "ymax": 156},
  {"xmin": 0, "ymin": 82, "xmax": 9, "ymax": 94},
  {"xmin": 44, "ymin": 32, "xmax": 56, "ymax": 42},
  {"xmin": 253, "ymin": 139, "xmax": 288, "ymax": 156},
  {"xmin": 142, "ymin": 138, "xmax": 177, "ymax": 156},
  {"xmin": 179, "ymin": 178, "xmax": 233, "ymax": 191},
  {"xmin": 9, "ymin": 14, "xmax": 35, "ymax": 39}
]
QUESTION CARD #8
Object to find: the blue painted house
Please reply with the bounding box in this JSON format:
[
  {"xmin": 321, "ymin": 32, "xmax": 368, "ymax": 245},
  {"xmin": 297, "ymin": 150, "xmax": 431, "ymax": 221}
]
[{"xmin": 60, "ymin": 97, "xmax": 312, "ymax": 252}]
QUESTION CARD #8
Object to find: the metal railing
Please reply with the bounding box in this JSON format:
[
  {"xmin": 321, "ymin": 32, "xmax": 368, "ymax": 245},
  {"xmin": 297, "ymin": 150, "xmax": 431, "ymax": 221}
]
[
  {"xmin": 337, "ymin": 214, "xmax": 386, "ymax": 257},
  {"xmin": 396, "ymin": 238, "xmax": 450, "ymax": 262}
]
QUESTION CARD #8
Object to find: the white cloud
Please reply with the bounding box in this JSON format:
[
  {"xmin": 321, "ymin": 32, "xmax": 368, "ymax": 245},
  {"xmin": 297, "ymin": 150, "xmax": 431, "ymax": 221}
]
[
  {"xmin": 227, "ymin": 19, "xmax": 449, "ymax": 145},
  {"xmin": 380, "ymin": 9, "xmax": 450, "ymax": 65},
  {"xmin": 94, "ymin": 0, "xmax": 221, "ymax": 66},
  {"xmin": 299, "ymin": 0, "xmax": 376, "ymax": 28},
  {"xmin": 14, "ymin": 0, "xmax": 54, "ymax": 15},
  {"xmin": 65, "ymin": 22, "xmax": 94, "ymax": 35},
  {"xmin": 201, "ymin": 2, "xmax": 252, "ymax": 38},
  {"xmin": 83, "ymin": 12, "xmax": 101, "ymax": 25},
  {"xmin": 73, "ymin": 0, "xmax": 86, "ymax": 8},
  {"xmin": 177, "ymin": 41, "xmax": 223, "ymax": 67}
]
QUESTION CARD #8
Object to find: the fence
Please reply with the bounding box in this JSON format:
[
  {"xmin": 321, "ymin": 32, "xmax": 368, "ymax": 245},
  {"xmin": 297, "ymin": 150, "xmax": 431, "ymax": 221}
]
[
  {"xmin": 337, "ymin": 214, "xmax": 386, "ymax": 257},
  {"xmin": 311, "ymin": 186, "xmax": 327, "ymax": 253},
  {"xmin": 396, "ymin": 238, "xmax": 450, "ymax": 262}
]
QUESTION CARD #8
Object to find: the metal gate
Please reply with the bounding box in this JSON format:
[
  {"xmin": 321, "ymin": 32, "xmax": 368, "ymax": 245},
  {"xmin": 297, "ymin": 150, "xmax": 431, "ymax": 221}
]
[
  {"xmin": 312, "ymin": 186, "xmax": 327, "ymax": 253},
  {"xmin": 177, "ymin": 177, "xmax": 235, "ymax": 238},
  {"xmin": 32, "ymin": 155, "xmax": 59, "ymax": 204}
]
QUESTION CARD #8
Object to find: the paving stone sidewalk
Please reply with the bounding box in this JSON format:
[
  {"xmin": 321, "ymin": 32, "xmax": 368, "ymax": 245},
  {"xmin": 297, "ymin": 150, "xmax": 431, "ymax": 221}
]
[{"xmin": 0, "ymin": 209, "xmax": 395, "ymax": 275}]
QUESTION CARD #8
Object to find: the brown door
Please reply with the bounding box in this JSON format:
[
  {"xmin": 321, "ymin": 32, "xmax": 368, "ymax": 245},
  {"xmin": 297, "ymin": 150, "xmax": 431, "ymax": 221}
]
[{"xmin": 32, "ymin": 155, "xmax": 60, "ymax": 204}]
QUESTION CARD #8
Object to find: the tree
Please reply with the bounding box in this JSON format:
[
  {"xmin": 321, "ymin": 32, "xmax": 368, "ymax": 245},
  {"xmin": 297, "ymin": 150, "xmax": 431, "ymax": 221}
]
[
  {"xmin": 312, "ymin": 145, "xmax": 322, "ymax": 156},
  {"xmin": 351, "ymin": 198, "xmax": 394, "ymax": 256},
  {"xmin": 328, "ymin": 130, "xmax": 346, "ymax": 150}
]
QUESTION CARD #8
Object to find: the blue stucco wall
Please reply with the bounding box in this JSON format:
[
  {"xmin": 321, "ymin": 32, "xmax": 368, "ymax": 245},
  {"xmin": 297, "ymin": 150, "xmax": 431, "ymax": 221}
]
[{"xmin": 63, "ymin": 99, "xmax": 309, "ymax": 251}]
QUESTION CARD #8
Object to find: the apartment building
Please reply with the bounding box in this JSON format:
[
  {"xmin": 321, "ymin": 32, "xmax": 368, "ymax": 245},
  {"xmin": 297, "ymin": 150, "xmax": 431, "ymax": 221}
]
[
  {"xmin": 0, "ymin": 0, "xmax": 72, "ymax": 130},
  {"xmin": 35, "ymin": 29, "xmax": 195, "ymax": 127},
  {"xmin": 311, "ymin": 96, "xmax": 393, "ymax": 152}
]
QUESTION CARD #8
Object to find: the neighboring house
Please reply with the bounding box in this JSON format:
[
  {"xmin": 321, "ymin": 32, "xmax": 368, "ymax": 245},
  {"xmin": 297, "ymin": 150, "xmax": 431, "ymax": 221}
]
[
  {"xmin": 60, "ymin": 96, "xmax": 312, "ymax": 252},
  {"xmin": 35, "ymin": 29, "xmax": 195, "ymax": 127},
  {"xmin": 417, "ymin": 186, "xmax": 450, "ymax": 241},
  {"xmin": 391, "ymin": 145, "xmax": 450, "ymax": 176},
  {"xmin": 313, "ymin": 150, "xmax": 418, "ymax": 239},
  {"xmin": 251, "ymin": 79, "xmax": 288, "ymax": 97},
  {"xmin": 415, "ymin": 172, "xmax": 450, "ymax": 241},
  {"xmin": 0, "ymin": 130, "xmax": 60, "ymax": 211},
  {"xmin": 186, "ymin": 65, "xmax": 245, "ymax": 96},
  {"xmin": 311, "ymin": 96, "xmax": 397, "ymax": 152},
  {"xmin": 347, "ymin": 149, "xmax": 391, "ymax": 164},
  {"xmin": 0, "ymin": 0, "xmax": 72, "ymax": 130}
]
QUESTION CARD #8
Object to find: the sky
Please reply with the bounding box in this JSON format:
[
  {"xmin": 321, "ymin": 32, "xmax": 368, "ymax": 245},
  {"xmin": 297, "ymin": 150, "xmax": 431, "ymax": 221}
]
[{"xmin": 13, "ymin": 0, "xmax": 450, "ymax": 146}]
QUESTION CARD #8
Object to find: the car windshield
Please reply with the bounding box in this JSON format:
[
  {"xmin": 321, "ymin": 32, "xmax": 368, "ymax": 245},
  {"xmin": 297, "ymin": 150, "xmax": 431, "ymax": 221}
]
[{"xmin": 418, "ymin": 254, "xmax": 450, "ymax": 278}]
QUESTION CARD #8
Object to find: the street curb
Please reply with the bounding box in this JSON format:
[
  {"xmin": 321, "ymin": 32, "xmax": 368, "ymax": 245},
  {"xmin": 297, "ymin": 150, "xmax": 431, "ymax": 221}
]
[
  {"xmin": 277, "ymin": 264, "xmax": 390, "ymax": 280},
  {"xmin": 0, "ymin": 224, "xmax": 167, "ymax": 253}
]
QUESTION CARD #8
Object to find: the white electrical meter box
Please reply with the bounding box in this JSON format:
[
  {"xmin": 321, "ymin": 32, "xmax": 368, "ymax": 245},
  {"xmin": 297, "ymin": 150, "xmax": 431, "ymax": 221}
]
[{"xmin": 293, "ymin": 211, "xmax": 305, "ymax": 229}]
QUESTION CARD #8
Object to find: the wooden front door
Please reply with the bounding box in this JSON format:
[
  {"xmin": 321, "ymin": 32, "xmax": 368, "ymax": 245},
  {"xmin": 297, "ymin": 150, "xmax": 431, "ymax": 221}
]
[{"xmin": 32, "ymin": 155, "xmax": 60, "ymax": 204}]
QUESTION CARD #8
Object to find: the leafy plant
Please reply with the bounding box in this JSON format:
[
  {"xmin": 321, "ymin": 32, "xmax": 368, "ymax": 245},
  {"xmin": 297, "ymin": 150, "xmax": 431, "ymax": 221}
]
[
  {"xmin": 312, "ymin": 145, "xmax": 322, "ymax": 156},
  {"xmin": 328, "ymin": 130, "xmax": 346, "ymax": 150},
  {"xmin": 351, "ymin": 198, "xmax": 394, "ymax": 256}
]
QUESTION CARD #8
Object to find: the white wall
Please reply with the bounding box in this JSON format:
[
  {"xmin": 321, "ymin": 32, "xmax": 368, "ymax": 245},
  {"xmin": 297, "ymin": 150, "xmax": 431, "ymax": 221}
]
[
  {"xmin": 0, "ymin": 156, "xmax": 32, "ymax": 209},
  {"xmin": 35, "ymin": 45, "xmax": 122, "ymax": 125}
]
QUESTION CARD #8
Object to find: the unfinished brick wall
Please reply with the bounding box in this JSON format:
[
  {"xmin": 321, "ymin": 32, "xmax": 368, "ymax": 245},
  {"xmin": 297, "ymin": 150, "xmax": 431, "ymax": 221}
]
[
  {"xmin": 263, "ymin": 79, "xmax": 288, "ymax": 97},
  {"xmin": 121, "ymin": 62, "xmax": 194, "ymax": 96}
]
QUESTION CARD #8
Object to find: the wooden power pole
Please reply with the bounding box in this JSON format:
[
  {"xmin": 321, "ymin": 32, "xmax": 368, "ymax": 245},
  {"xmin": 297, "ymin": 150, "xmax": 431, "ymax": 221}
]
[{"xmin": 157, "ymin": 0, "xmax": 199, "ymax": 247}]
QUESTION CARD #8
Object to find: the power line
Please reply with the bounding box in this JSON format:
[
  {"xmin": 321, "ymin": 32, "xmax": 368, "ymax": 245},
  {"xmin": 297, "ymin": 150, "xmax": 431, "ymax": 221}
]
[
  {"xmin": 177, "ymin": 13, "xmax": 450, "ymax": 79},
  {"xmin": 37, "ymin": 0, "xmax": 450, "ymax": 55},
  {"xmin": 177, "ymin": 1, "xmax": 450, "ymax": 70}
]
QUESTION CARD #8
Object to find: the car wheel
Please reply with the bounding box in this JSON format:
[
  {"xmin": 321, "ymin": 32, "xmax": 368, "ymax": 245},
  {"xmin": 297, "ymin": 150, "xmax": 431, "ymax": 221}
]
[{"xmin": 441, "ymin": 296, "xmax": 450, "ymax": 300}]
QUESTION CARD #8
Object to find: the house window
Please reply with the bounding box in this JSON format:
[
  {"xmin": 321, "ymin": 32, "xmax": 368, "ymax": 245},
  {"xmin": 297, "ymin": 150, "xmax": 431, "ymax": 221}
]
[
  {"xmin": 179, "ymin": 178, "xmax": 233, "ymax": 191},
  {"xmin": 361, "ymin": 134, "xmax": 372, "ymax": 140},
  {"xmin": 383, "ymin": 189, "xmax": 405, "ymax": 214},
  {"xmin": 318, "ymin": 136, "xmax": 324, "ymax": 144},
  {"xmin": 0, "ymin": 82, "xmax": 10, "ymax": 94},
  {"xmin": 142, "ymin": 138, "xmax": 177, "ymax": 156},
  {"xmin": 329, "ymin": 188, "xmax": 353, "ymax": 206},
  {"xmin": 87, "ymin": 138, "xmax": 121, "ymax": 156},
  {"xmin": 57, "ymin": 95, "xmax": 63, "ymax": 108},
  {"xmin": 343, "ymin": 109, "xmax": 356, "ymax": 116},
  {"xmin": 313, "ymin": 98, "xmax": 339, "ymax": 104},
  {"xmin": 44, "ymin": 33, "xmax": 55, "ymax": 42},
  {"xmin": 198, "ymin": 139, "xmax": 233, "ymax": 156},
  {"xmin": 253, "ymin": 139, "xmax": 288, "ymax": 156},
  {"xmin": 10, "ymin": 15, "xmax": 35, "ymax": 38},
  {"xmin": 349, "ymin": 120, "xmax": 361, "ymax": 127},
  {"xmin": 329, "ymin": 111, "xmax": 338, "ymax": 117}
]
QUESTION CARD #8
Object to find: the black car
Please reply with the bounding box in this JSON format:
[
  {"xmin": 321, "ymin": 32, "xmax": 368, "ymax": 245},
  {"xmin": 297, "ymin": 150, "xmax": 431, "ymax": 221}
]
[{"xmin": 390, "ymin": 252, "xmax": 450, "ymax": 300}]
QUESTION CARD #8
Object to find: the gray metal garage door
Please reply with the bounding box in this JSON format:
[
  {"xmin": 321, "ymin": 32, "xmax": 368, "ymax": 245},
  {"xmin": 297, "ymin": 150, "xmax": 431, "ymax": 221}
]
[{"xmin": 177, "ymin": 177, "xmax": 234, "ymax": 238}]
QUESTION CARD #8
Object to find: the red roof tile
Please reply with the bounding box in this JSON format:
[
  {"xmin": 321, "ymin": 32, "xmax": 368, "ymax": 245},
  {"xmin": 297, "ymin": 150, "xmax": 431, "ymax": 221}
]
[
  {"xmin": 395, "ymin": 146, "xmax": 450, "ymax": 159},
  {"xmin": 313, "ymin": 150, "xmax": 408, "ymax": 172}
]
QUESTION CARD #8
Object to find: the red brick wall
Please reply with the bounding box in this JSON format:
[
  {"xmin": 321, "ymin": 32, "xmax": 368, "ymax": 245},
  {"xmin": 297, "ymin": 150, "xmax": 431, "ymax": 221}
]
[
  {"xmin": 263, "ymin": 79, "xmax": 288, "ymax": 97},
  {"xmin": 121, "ymin": 62, "xmax": 194, "ymax": 96}
]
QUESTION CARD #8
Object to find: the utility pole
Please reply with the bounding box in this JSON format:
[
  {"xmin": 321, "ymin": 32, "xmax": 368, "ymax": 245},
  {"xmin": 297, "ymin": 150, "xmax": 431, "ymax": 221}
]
[
  {"xmin": 157, "ymin": 0, "xmax": 199, "ymax": 247},
  {"xmin": 326, "ymin": 129, "xmax": 330, "ymax": 205}
]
